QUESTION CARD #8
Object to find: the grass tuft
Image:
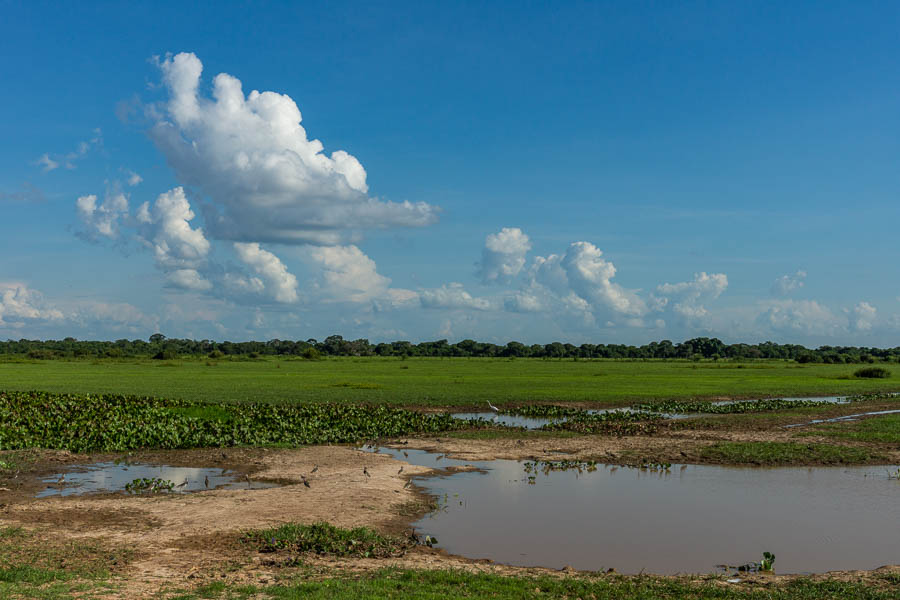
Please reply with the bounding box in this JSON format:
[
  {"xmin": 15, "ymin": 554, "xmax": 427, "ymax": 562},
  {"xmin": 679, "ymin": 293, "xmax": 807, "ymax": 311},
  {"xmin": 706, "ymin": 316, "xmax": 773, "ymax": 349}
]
[{"xmin": 242, "ymin": 522, "xmax": 412, "ymax": 559}]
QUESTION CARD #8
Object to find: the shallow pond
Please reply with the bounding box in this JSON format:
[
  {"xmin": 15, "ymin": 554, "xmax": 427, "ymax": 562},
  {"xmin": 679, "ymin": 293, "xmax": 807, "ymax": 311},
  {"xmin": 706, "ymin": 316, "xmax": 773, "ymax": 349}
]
[
  {"xmin": 37, "ymin": 462, "xmax": 278, "ymax": 498},
  {"xmin": 373, "ymin": 447, "xmax": 900, "ymax": 574}
]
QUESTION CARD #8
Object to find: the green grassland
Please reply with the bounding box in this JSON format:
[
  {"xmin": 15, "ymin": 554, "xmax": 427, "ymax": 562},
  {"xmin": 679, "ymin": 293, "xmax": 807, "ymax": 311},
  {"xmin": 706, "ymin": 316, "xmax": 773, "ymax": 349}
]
[{"xmin": 0, "ymin": 357, "xmax": 896, "ymax": 408}]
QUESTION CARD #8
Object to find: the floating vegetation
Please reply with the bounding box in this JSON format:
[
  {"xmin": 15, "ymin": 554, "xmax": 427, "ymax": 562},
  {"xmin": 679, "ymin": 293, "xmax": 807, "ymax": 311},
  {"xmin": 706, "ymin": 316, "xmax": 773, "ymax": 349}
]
[
  {"xmin": 633, "ymin": 393, "xmax": 897, "ymax": 415},
  {"xmin": 0, "ymin": 390, "xmax": 478, "ymax": 452},
  {"xmin": 243, "ymin": 522, "xmax": 413, "ymax": 558},
  {"xmin": 541, "ymin": 410, "xmax": 661, "ymax": 436},
  {"xmin": 501, "ymin": 405, "xmax": 586, "ymax": 418},
  {"xmin": 523, "ymin": 460, "xmax": 599, "ymax": 476},
  {"xmin": 123, "ymin": 477, "xmax": 174, "ymax": 494}
]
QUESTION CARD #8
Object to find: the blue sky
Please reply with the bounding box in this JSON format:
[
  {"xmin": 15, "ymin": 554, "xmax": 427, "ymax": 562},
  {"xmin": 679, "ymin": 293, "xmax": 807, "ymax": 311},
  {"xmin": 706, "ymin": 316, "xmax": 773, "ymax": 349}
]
[{"xmin": 2, "ymin": 1, "xmax": 899, "ymax": 346}]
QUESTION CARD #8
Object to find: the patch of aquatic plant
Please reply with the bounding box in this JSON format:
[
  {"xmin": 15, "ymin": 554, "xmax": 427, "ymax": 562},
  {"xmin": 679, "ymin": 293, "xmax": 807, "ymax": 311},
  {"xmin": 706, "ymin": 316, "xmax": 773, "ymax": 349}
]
[
  {"xmin": 501, "ymin": 405, "xmax": 586, "ymax": 418},
  {"xmin": 541, "ymin": 410, "xmax": 661, "ymax": 436},
  {"xmin": 718, "ymin": 551, "xmax": 776, "ymax": 574},
  {"xmin": 523, "ymin": 460, "xmax": 599, "ymax": 477},
  {"xmin": 631, "ymin": 397, "xmax": 836, "ymax": 414},
  {"xmin": 243, "ymin": 522, "xmax": 412, "ymax": 558},
  {"xmin": 0, "ymin": 390, "xmax": 475, "ymax": 452},
  {"xmin": 854, "ymin": 367, "xmax": 891, "ymax": 379},
  {"xmin": 124, "ymin": 477, "xmax": 174, "ymax": 494},
  {"xmin": 700, "ymin": 442, "xmax": 881, "ymax": 465}
]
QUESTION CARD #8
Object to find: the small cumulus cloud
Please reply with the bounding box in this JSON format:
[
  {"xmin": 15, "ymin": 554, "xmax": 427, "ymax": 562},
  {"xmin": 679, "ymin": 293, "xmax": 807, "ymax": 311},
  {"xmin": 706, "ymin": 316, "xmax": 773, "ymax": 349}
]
[
  {"xmin": 308, "ymin": 245, "xmax": 391, "ymax": 303},
  {"xmin": 420, "ymin": 283, "xmax": 493, "ymax": 311},
  {"xmin": 477, "ymin": 227, "xmax": 531, "ymax": 284},
  {"xmin": 76, "ymin": 191, "xmax": 129, "ymax": 240},
  {"xmin": 655, "ymin": 272, "xmax": 728, "ymax": 324},
  {"xmin": 233, "ymin": 242, "xmax": 299, "ymax": 304},
  {"xmin": 124, "ymin": 169, "xmax": 143, "ymax": 186},
  {"xmin": 757, "ymin": 299, "xmax": 845, "ymax": 336},
  {"xmin": 35, "ymin": 129, "xmax": 103, "ymax": 172},
  {"xmin": 0, "ymin": 283, "xmax": 64, "ymax": 326},
  {"xmin": 850, "ymin": 301, "xmax": 877, "ymax": 332},
  {"xmin": 772, "ymin": 270, "xmax": 807, "ymax": 296}
]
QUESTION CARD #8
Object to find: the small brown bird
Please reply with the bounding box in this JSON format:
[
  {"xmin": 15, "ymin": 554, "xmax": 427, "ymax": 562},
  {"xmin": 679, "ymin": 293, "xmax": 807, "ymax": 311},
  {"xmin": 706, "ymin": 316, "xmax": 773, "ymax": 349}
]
[
  {"xmin": 398, "ymin": 466, "xmax": 404, "ymax": 475},
  {"xmin": 363, "ymin": 466, "xmax": 371, "ymax": 478},
  {"xmin": 311, "ymin": 464, "xmax": 319, "ymax": 473},
  {"xmin": 403, "ymin": 480, "xmax": 411, "ymax": 489},
  {"xmin": 301, "ymin": 474, "xmax": 311, "ymax": 488}
]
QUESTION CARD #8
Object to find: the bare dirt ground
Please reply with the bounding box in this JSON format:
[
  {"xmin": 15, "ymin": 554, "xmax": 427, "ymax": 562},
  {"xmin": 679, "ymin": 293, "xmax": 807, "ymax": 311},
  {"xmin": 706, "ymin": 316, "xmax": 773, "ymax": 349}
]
[{"xmin": 1, "ymin": 420, "xmax": 898, "ymax": 597}]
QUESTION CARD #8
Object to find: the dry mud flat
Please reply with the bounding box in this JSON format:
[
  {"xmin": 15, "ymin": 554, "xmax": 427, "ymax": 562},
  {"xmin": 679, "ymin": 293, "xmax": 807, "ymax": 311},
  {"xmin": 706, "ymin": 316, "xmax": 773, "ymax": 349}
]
[{"xmin": 0, "ymin": 443, "xmax": 898, "ymax": 598}]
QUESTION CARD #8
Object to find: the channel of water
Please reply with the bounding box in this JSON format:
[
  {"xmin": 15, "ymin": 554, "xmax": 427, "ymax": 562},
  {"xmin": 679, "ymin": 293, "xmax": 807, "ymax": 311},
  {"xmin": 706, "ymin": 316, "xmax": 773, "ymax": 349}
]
[
  {"xmin": 451, "ymin": 395, "xmax": 856, "ymax": 430},
  {"xmin": 369, "ymin": 446, "xmax": 900, "ymax": 574}
]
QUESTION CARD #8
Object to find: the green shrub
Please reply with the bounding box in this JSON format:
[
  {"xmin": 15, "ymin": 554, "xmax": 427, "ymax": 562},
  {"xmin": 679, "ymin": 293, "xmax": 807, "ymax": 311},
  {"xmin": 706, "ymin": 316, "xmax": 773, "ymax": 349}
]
[
  {"xmin": 854, "ymin": 367, "xmax": 891, "ymax": 379},
  {"xmin": 207, "ymin": 350, "xmax": 224, "ymax": 359},
  {"xmin": 301, "ymin": 347, "xmax": 321, "ymax": 360}
]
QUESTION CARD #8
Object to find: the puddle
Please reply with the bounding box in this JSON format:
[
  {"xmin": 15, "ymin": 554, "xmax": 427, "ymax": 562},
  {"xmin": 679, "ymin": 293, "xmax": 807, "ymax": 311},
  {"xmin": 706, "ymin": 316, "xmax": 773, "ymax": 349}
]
[
  {"xmin": 784, "ymin": 409, "xmax": 900, "ymax": 428},
  {"xmin": 37, "ymin": 462, "xmax": 278, "ymax": 498},
  {"xmin": 373, "ymin": 447, "xmax": 900, "ymax": 574},
  {"xmin": 451, "ymin": 396, "xmax": 858, "ymax": 430}
]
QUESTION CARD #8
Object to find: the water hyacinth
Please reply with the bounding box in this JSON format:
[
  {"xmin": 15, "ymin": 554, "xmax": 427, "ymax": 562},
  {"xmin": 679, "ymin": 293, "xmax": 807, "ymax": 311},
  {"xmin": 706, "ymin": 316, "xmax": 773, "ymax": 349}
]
[{"xmin": 0, "ymin": 390, "xmax": 476, "ymax": 452}]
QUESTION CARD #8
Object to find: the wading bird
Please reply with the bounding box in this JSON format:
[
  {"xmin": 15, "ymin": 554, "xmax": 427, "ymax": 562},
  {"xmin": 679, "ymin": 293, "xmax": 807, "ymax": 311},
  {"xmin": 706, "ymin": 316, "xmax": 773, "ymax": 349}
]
[
  {"xmin": 363, "ymin": 467, "xmax": 371, "ymax": 478},
  {"xmin": 176, "ymin": 478, "xmax": 188, "ymax": 488},
  {"xmin": 301, "ymin": 474, "xmax": 311, "ymax": 488},
  {"xmin": 398, "ymin": 466, "xmax": 404, "ymax": 475},
  {"xmin": 204, "ymin": 475, "xmax": 209, "ymax": 488},
  {"xmin": 486, "ymin": 401, "xmax": 500, "ymax": 413},
  {"xmin": 311, "ymin": 464, "xmax": 318, "ymax": 473}
]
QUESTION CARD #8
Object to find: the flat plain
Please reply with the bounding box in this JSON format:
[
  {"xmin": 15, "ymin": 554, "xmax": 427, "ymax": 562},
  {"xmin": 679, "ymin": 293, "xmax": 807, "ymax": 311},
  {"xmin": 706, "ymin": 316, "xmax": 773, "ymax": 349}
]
[{"xmin": 0, "ymin": 357, "xmax": 897, "ymax": 407}]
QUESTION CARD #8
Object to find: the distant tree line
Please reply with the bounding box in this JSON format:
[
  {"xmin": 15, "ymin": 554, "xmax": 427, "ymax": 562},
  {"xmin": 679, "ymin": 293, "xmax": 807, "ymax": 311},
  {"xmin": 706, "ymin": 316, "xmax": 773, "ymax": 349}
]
[{"xmin": 2, "ymin": 335, "xmax": 899, "ymax": 364}]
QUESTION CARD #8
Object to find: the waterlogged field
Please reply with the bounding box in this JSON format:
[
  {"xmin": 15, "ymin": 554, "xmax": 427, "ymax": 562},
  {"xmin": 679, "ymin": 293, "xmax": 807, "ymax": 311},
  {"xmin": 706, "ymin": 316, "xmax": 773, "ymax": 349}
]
[
  {"xmin": 0, "ymin": 363, "xmax": 898, "ymax": 598},
  {"xmin": 0, "ymin": 357, "xmax": 897, "ymax": 407}
]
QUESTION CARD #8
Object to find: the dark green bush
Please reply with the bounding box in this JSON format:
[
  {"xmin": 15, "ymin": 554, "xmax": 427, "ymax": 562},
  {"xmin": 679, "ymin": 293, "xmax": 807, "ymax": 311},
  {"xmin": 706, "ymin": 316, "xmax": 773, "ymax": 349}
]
[{"xmin": 854, "ymin": 367, "xmax": 891, "ymax": 379}]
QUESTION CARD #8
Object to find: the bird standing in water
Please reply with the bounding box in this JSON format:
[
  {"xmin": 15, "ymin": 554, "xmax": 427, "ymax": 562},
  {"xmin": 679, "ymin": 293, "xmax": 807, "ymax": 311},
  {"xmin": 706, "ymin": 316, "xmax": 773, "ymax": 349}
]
[{"xmin": 204, "ymin": 475, "xmax": 209, "ymax": 488}]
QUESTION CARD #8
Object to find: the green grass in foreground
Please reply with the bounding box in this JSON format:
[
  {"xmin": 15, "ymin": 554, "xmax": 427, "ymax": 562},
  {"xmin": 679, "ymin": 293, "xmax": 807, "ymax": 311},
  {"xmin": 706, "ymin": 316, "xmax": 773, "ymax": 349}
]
[
  {"xmin": 814, "ymin": 413, "xmax": 900, "ymax": 443},
  {"xmin": 699, "ymin": 442, "xmax": 881, "ymax": 465},
  {"xmin": 162, "ymin": 569, "xmax": 899, "ymax": 600},
  {"xmin": 0, "ymin": 357, "xmax": 897, "ymax": 407}
]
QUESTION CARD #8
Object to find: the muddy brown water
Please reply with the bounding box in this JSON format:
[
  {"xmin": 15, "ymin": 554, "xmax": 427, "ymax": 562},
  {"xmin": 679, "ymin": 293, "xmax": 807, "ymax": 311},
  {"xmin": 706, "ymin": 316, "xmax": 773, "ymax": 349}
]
[
  {"xmin": 37, "ymin": 462, "xmax": 278, "ymax": 497},
  {"xmin": 371, "ymin": 447, "xmax": 900, "ymax": 574}
]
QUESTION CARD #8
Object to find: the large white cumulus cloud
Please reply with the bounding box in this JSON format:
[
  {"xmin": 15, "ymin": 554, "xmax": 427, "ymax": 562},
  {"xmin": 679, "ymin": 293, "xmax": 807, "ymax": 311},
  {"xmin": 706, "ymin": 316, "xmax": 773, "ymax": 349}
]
[
  {"xmin": 150, "ymin": 52, "xmax": 438, "ymax": 245},
  {"xmin": 477, "ymin": 227, "xmax": 531, "ymax": 284}
]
